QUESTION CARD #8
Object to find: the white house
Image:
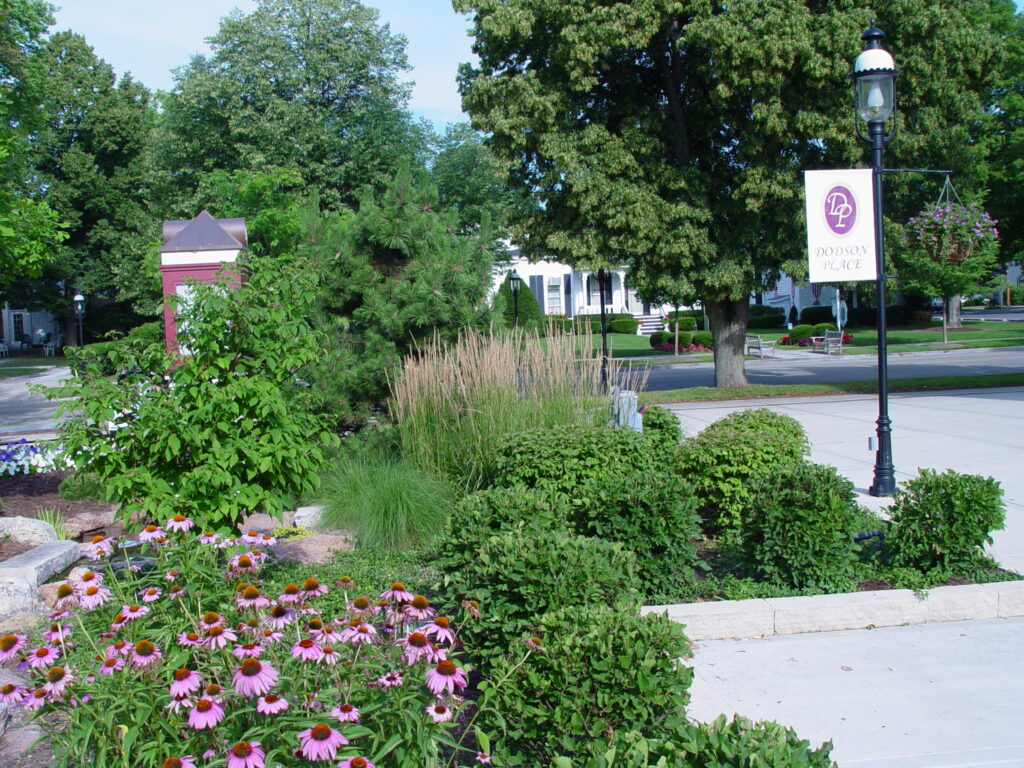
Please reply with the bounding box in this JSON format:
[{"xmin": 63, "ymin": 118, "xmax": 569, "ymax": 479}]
[{"xmin": 0, "ymin": 303, "xmax": 61, "ymax": 351}]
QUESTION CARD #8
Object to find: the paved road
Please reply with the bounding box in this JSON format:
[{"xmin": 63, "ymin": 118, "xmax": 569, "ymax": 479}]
[
  {"xmin": 642, "ymin": 346, "xmax": 1024, "ymax": 391},
  {"xmin": 0, "ymin": 365, "xmax": 73, "ymax": 438}
]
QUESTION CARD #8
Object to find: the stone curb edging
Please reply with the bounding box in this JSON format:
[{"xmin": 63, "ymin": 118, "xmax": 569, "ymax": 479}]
[
  {"xmin": 641, "ymin": 580, "xmax": 1024, "ymax": 641},
  {"xmin": 0, "ymin": 541, "xmax": 81, "ymax": 623}
]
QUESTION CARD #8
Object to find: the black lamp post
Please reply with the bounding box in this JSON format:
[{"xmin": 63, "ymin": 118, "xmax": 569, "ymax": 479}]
[
  {"xmin": 73, "ymin": 293, "xmax": 86, "ymax": 348},
  {"xmin": 509, "ymin": 269, "xmax": 522, "ymax": 325},
  {"xmin": 852, "ymin": 24, "xmax": 898, "ymax": 496},
  {"xmin": 597, "ymin": 268, "xmax": 610, "ymax": 390}
]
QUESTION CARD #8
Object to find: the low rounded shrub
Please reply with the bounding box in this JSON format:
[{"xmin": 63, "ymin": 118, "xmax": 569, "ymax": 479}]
[
  {"xmin": 57, "ymin": 471, "xmax": 105, "ymax": 501},
  {"xmin": 799, "ymin": 305, "xmax": 834, "ymax": 325},
  {"xmin": 666, "ymin": 316, "xmax": 698, "ymax": 332},
  {"xmin": 481, "ymin": 605, "xmax": 692, "ymax": 763},
  {"xmin": 741, "ymin": 463, "xmax": 860, "ymax": 590},
  {"xmin": 678, "ymin": 408, "xmax": 810, "ymax": 532},
  {"xmin": 441, "ymin": 487, "xmax": 570, "ymax": 561},
  {"xmin": 812, "ymin": 322, "xmax": 838, "ymax": 335},
  {"xmin": 675, "ymin": 331, "xmax": 694, "ymax": 347},
  {"xmin": 790, "ymin": 324, "xmax": 815, "ymax": 342},
  {"xmin": 886, "ymin": 468, "xmax": 1006, "ymax": 573},
  {"xmin": 692, "ymin": 330, "xmax": 713, "ymax": 348},
  {"xmin": 649, "ymin": 330, "xmax": 672, "ymax": 347},
  {"xmin": 641, "ymin": 405, "xmax": 681, "ymax": 448},
  {"xmin": 609, "ymin": 317, "xmax": 639, "ymax": 334},
  {"xmin": 748, "ymin": 310, "xmax": 785, "ymax": 329}
]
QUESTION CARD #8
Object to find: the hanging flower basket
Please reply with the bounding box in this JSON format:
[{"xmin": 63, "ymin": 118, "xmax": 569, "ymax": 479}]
[{"xmin": 905, "ymin": 201, "xmax": 999, "ymax": 265}]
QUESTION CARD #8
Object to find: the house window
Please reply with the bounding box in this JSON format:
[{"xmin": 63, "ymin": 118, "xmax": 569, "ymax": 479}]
[
  {"xmin": 546, "ymin": 278, "xmax": 561, "ymax": 314},
  {"xmin": 13, "ymin": 313, "xmax": 25, "ymax": 343},
  {"xmin": 587, "ymin": 275, "xmax": 602, "ymax": 306}
]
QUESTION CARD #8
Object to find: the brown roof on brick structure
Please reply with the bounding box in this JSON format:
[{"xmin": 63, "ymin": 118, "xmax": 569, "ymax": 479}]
[{"xmin": 160, "ymin": 210, "xmax": 248, "ymax": 252}]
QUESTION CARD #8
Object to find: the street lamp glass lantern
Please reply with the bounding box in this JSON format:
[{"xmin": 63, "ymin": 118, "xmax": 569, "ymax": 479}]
[
  {"xmin": 73, "ymin": 293, "xmax": 85, "ymax": 316},
  {"xmin": 852, "ymin": 28, "xmax": 897, "ymax": 124},
  {"xmin": 509, "ymin": 269, "xmax": 522, "ymax": 294}
]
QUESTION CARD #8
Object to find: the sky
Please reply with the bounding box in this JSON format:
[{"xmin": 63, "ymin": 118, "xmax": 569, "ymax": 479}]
[{"xmin": 50, "ymin": 0, "xmax": 476, "ymax": 129}]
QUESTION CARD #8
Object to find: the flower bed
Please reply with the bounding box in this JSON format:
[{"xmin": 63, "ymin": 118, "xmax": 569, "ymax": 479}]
[{"xmin": 0, "ymin": 439, "xmax": 70, "ymax": 477}]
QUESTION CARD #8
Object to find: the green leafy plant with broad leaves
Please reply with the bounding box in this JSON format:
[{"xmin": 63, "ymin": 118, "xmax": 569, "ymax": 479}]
[
  {"xmin": 478, "ymin": 605, "xmax": 693, "ymax": 764},
  {"xmin": 441, "ymin": 487, "xmax": 572, "ymax": 559},
  {"xmin": 886, "ymin": 468, "xmax": 1006, "ymax": 573},
  {"xmin": 741, "ymin": 463, "xmax": 861, "ymax": 591},
  {"xmin": 316, "ymin": 449, "xmax": 453, "ymax": 550},
  {"xmin": 678, "ymin": 408, "xmax": 810, "ymax": 533},
  {"xmin": 640, "ymin": 405, "xmax": 682, "ymax": 449},
  {"xmin": 41, "ymin": 258, "xmax": 337, "ymax": 532},
  {"xmin": 57, "ymin": 471, "xmax": 104, "ymax": 501}
]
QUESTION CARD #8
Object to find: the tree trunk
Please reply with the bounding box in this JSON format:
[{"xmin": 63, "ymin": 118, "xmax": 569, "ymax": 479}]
[
  {"xmin": 706, "ymin": 296, "xmax": 750, "ymax": 388},
  {"xmin": 948, "ymin": 297, "xmax": 963, "ymax": 329}
]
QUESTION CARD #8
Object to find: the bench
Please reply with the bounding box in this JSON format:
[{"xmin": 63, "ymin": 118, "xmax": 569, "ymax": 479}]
[
  {"xmin": 745, "ymin": 334, "xmax": 775, "ymax": 359},
  {"xmin": 811, "ymin": 329, "xmax": 844, "ymax": 355}
]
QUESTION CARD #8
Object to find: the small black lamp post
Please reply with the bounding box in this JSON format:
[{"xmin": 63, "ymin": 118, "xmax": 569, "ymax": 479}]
[
  {"xmin": 852, "ymin": 23, "xmax": 898, "ymax": 496},
  {"xmin": 509, "ymin": 269, "xmax": 522, "ymax": 325},
  {"xmin": 598, "ymin": 268, "xmax": 610, "ymax": 390},
  {"xmin": 73, "ymin": 293, "xmax": 86, "ymax": 348}
]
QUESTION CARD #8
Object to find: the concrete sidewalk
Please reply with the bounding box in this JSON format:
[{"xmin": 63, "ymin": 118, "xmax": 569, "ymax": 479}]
[
  {"xmin": 669, "ymin": 388, "xmax": 1024, "ymax": 767},
  {"xmin": 0, "ymin": 366, "xmax": 73, "ymax": 439}
]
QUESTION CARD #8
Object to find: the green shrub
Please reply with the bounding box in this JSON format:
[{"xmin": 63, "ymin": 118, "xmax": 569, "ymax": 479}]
[
  {"xmin": 493, "ymin": 424, "xmax": 661, "ymax": 496},
  {"xmin": 482, "ymin": 605, "xmax": 692, "ymax": 763},
  {"xmin": 666, "ymin": 316, "xmax": 697, "ymax": 332},
  {"xmin": 665, "ymin": 309, "xmax": 705, "ymax": 330},
  {"xmin": 317, "ymin": 451, "xmax": 453, "ymax": 550},
  {"xmin": 57, "ymin": 471, "xmax": 104, "ymax": 501},
  {"xmin": 641, "ymin": 405, "xmax": 681, "ymax": 448},
  {"xmin": 649, "ymin": 330, "xmax": 672, "ymax": 347},
  {"xmin": 799, "ymin": 305, "xmax": 834, "ymax": 324},
  {"xmin": 886, "ymin": 468, "xmax": 1006, "ymax": 573},
  {"xmin": 678, "ymin": 409, "xmax": 810, "ymax": 532},
  {"xmin": 692, "ymin": 330, "xmax": 713, "ymax": 348},
  {"xmin": 496, "ymin": 273, "xmax": 543, "ymax": 328},
  {"xmin": 436, "ymin": 531, "xmax": 640, "ymax": 669},
  {"xmin": 609, "ymin": 317, "xmax": 639, "ymax": 334},
  {"xmin": 741, "ymin": 463, "xmax": 860, "ymax": 590},
  {"xmin": 68, "ymin": 321, "xmax": 164, "ymax": 377},
  {"xmin": 748, "ymin": 309, "xmax": 785, "ymax": 329},
  {"xmin": 790, "ymin": 323, "xmax": 815, "ymax": 342},
  {"xmin": 812, "ymin": 322, "xmax": 838, "ymax": 335}
]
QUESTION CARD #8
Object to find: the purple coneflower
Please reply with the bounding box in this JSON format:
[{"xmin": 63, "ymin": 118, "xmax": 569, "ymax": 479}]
[
  {"xmin": 169, "ymin": 668, "xmax": 201, "ymax": 697},
  {"xmin": 131, "ymin": 639, "xmax": 162, "ymax": 668},
  {"xmin": 187, "ymin": 697, "xmax": 225, "ymax": 730},
  {"xmin": 41, "ymin": 623, "xmax": 71, "ymax": 643},
  {"xmin": 141, "ymin": 587, "xmax": 163, "ymax": 603},
  {"xmin": 121, "ymin": 603, "xmax": 150, "ymax": 621},
  {"xmin": 265, "ymin": 604, "xmax": 294, "ymax": 629},
  {"xmin": 425, "ymin": 702, "xmax": 453, "ymax": 723},
  {"xmin": 80, "ymin": 584, "xmax": 112, "ymax": 610},
  {"xmin": 226, "ymin": 740, "xmax": 265, "ymax": 768},
  {"xmin": 160, "ymin": 757, "xmax": 197, "ymax": 768},
  {"xmin": 425, "ymin": 660, "xmax": 467, "ymax": 696},
  {"xmin": 402, "ymin": 595, "xmax": 435, "ymax": 621},
  {"xmin": 422, "ymin": 617, "xmax": 455, "ymax": 645},
  {"xmin": 235, "ymin": 585, "xmax": 271, "ymax": 610},
  {"xmin": 166, "ymin": 515, "xmax": 194, "ymax": 533},
  {"xmin": 138, "ymin": 524, "xmax": 164, "ymax": 542},
  {"xmin": 258, "ymin": 534, "xmax": 277, "ymax": 547},
  {"xmin": 98, "ymin": 656, "xmax": 124, "ymax": 675},
  {"xmin": 260, "ymin": 629, "xmax": 283, "ymax": 644},
  {"xmin": 399, "ymin": 632, "xmax": 435, "ymax": 666},
  {"xmin": 81, "ymin": 535, "xmax": 114, "ymax": 559},
  {"xmin": 255, "ymin": 693, "xmax": 288, "ymax": 715},
  {"xmin": 228, "ymin": 553, "xmax": 258, "ymax": 575},
  {"xmin": 215, "ymin": 536, "xmax": 237, "ymax": 549},
  {"xmin": 317, "ymin": 646, "xmax": 342, "ymax": 666},
  {"xmin": 177, "ymin": 631, "xmax": 202, "ymax": 648},
  {"xmin": 299, "ymin": 577, "xmax": 329, "ymax": 601},
  {"xmin": 43, "ymin": 665, "xmax": 74, "ymax": 697},
  {"xmin": 331, "ymin": 702, "xmax": 360, "ymax": 722},
  {"xmin": 204, "ymin": 625, "xmax": 237, "ymax": 650},
  {"xmin": 240, "ymin": 531, "xmax": 262, "ymax": 545},
  {"xmin": 0, "ymin": 633, "xmax": 27, "ymax": 663},
  {"xmin": 346, "ymin": 596, "xmax": 377, "ymax": 619},
  {"xmin": 165, "ymin": 569, "xmax": 180, "ymax": 581},
  {"xmin": 278, "ymin": 583, "xmax": 302, "ymax": 604},
  {"xmin": 461, "ymin": 599, "xmax": 481, "ymax": 619},
  {"xmin": 232, "ymin": 657, "xmax": 278, "ymax": 697},
  {"xmin": 198, "ymin": 531, "xmax": 220, "ymax": 546},
  {"xmin": 106, "ymin": 639, "xmax": 131, "ymax": 657},
  {"xmin": 22, "ymin": 687, "xmax": 48, "ymax": 710},
  {"xmin": 167, "ymin": 585, "xmax": 186, "ymax": 601},
  {"xmin": 379, "ymin": 582, "xmax": 413, "ymax": 604},
  {"xmin": 53, "ymin": 583, "xmax": 79, "ymax": 610},
  {"xmin": 313, "ymin": 625, "xmax": 341, "ymax": 646},
  {"xmin": 338, "ymin": 758, "xmax": 375, "ymax": 768},
  {"xmin": 231, "ymin": 642, "xmax": 264, "ymax": 659},
  {"xmin": 27, "ymin": 645, "xmax": 61, "ymax": 668},
  {"xmin": 296, "ymin": 723, "xmax": 348, "ymax": 762},
  {"xmin": 476, "ymin": 753, "xmax": 492, "ymax": 764},
  {"xmin": 339, "ymin": 621, "xmax": 377, "ymax": 645},
  {"xmin": 376, "ymin": 670, "xmax": 403, "ymax": 688},
  {"xmin": 166, "ymin": 692, "xmax": 192, "ymax": 713},
  {"xmin": 0, "ymin": 683, "xmax": 27, "ymax": 705},
  {"xmin": 290, "ymin": 638, "xmax": 323, "ymax": 662},
  {"xmin": 199, "ymin": 611, "xmax": 224, "ymax": 630}
]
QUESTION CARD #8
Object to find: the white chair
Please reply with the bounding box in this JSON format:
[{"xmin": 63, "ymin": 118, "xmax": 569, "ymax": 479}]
[{"xmin": 0, "ymin": 343, "xmax": 8, "ymax": 358}]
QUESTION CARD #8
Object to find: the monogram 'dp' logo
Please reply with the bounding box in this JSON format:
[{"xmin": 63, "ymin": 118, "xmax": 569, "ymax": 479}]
[{"xmin": 824, "ymin": 185, "xmax": 856, "ymax": 234}]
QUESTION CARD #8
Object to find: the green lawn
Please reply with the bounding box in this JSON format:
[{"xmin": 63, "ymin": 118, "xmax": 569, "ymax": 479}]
[{"xmin": 0, "ymin": 358, "xmax": 66, "ymax": 380}]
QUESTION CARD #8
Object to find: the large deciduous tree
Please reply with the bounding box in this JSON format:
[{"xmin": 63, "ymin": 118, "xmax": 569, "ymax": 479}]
[{"xmin": 455, "ymin": 0, "xmax": 1006, "ymax": 386}]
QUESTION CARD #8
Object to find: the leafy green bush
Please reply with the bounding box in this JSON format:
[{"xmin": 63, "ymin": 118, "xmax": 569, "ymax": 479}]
[
  {"xmin": 812, "ymin": 322, "xmax": 838, "ymax": 335},
  {"xmin": 692, "ymin": 330, "xmax": 713, "ymax": 348},
  {"xmin": 678, "ymin": 409, "xmax": 810, "ymax": 532},
  {"xmin": 649, "ymin": 330, "xmax": 672, "ymax": 347},
  {"xmin": 435, "ymin": 531, "xmax": 640, "ymax": 668},
  {"xmin": 790, "ymin": 323, "xmax": 815, "ymax": 342},
  {"xmin": 887, "ymin": 468, "xmax": 1006, "ymax": 573},
  {"xmin": 68, "ymin": 321, "xmax": 163, "ymax": 377},
  {"xmin": 748, "ymin": 309, "xmax": 785, "ymax": 329},
  {"xmin": 665, "ymin": 309, "xmax": 704, "ymax": 330},
  {"xmin": 317, "ymin": 451, "xmax": 453, "ymax": 550},
  {"xmin": 493, "ymin": 424, "xmax": 661, "ymax": 496},
  {"xmin": 741, "ymin": 463, "xmax": 860, "ymax": 590},
  {"xmin": 799, "ymin": 305, "xmax": 834, "ymax": 324},
  {"xmin": 57, "ymin": 471, "xmax": 104, "ymax": 501},
  {"xmin": 481, "ymin": 605, "xmax": 692, "ymax": 763},
  {"xmin": 666, "ymin": 316, "xmax": 697, "ymax": 332},
  {"xmin": 609, "ymin": 317, "xmax": 639, "ymax": 333},
  {"xmin": 641, "ymin": 405, "xmax": 681, "ymax": 448},
  {"xmin": 496, "ymin": 272, "xmax": 543, "ymax": 328},
  {"xmin": 43, "ymin": 260, "xmax": 336, "ymax": 532}
]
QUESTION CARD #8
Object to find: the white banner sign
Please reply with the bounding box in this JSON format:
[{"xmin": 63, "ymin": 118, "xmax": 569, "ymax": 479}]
[{"xmin": 805, "ymin": 169, "xmax": 877, "ymax": 282}]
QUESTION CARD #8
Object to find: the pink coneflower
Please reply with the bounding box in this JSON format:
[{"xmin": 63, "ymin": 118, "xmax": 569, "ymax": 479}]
[
  {"xmin": 140, "ymin": 587, "xmax": 163, "ymax": 603},
  {"xmin": 376, "ymin": 670, "xmax": 403, "ymax": 688},
  {"xmin": 215, "ymin": 536, "xmax": 236, "ymax": 549},
  {"xmin": 22, "ymin": 687, "xmax": 49, "ymax": 710},
  {"xmin": 422, "ymin": 617, "xmax": 455, "ymax": 645},
  {"xmin": 379, "ymin": 582, "xmax": 413, "ymax": 604},
  {"xmin": 260, "ymin": 629, "xmax": 283, "ymax": 644},
  {"xmin": 169, "ymin": 668, "xmax": 202, "ymax": 697},
  {"xmin": 299, "ymin": 577, "xmax": 329, "ymax": 601},
  {"xmin": 290, "ymin": 638, "xmax": 323, "ymax": 662},
  {"xmin": 402, "ymin": 595, "xmax": 435, "ymax": 621},
  {"xmin": 232, "ymin": 657, "xmax": 278, "ymax": 697},
  {"xmin": 278, "ymin": 583, "xmax": 302, "ymax": 604},
  {"xmin": 265, "ymin": 604, "xmax": 295, "ymax": 629},
  {"xmin": 231, "ymin": 643, "xmax": 264, "ymax": 659},
  {"xmin": 177, "ymin": 631, "xmax": 202, "ymax": 648},
  {"xmin": 346, "ymin": 596, "xmax": 377, "ymax": 619},
  {"xmin": 313, "ymin": 625, "xmax": 342, "ymax": 646},
  {"xmin": 106, "ymin": 639, "xmax": 131, "ymax": 657},
  {"xmin": 138, "ymin": 524, "xmax": 164, "ymax": 542},
  {"xmin": 337, "ymin": 758, "xmax": 375, "ymax": 768},
  {"xmin": 131, "ymin": 639, "xmax": 162, "ymax": 668},
  {"xmin": 235, "ymin": 585, "xmax": 271, "ymax": 610},
  {"xmin": 166, "ymin": 692, "xmax": 192, "ymax": 714},
  {"xmin": 258, "ymin": 534, "xmax": 277, "ymax": 548},
  {"xmin": 199, "ymin": 611, "xmax": 225, "ymax": 631},
  {"xmin": 400, "ymin": 632, "xmax": 437, "ymax": 665},
  {"xmin": 198, "ymin": 531, "xmax": 220, "ymax": 546},
  {"xmin": 76, "ymin": 569, "xmax": 104, "ymax": 588},
  {"xmin": 331, "ymin": 702, "xmax": 360, "ymax": 723},
  {"xmin": 160, "ymin": 756, "xmax": 197, "ymax": 768},
  {"xmin": 121, "ymin": 603, "xmax": 150, "ymax": 621},
  {"xmin": 81, "ymin": 535, "xmax": 115, "ymax": 559},
  {"xmin": 461, "ymin": 599, "xmax": 481, "ymax": 619},
  {"xmin": 167, "ymin": 585, "xmax": 186, "ymax": 601},
  {"xmin": 317, "ymin": 646, "xmax": 342, "ymax": 666},
  {"xmin": 255, "ymin": 693, "xmax": 288, "ymax": 715},
  {"xmin": 27, "ymin": 645, "xmax": 61, "ymax": 669},
  {"xmin": 237, "ymin": 616, "xmax": 262, "ymax": 637},
  {"xmin": 165, "ymin": 569, "xmax": 181, "ymax": 581},
  {"xmin": 297, "ymin": 724, "xmax": 348, "ymax": 762},
  {"xmin": 240, "ymin": 531, "xmax": 262, "ymax": 546},
  {"xmin": 425, "ymin": 660, "xmax": 467, "ymax": 696},
  {"xmin": 110, "ymin": 611, "xmax": 129, "ymax": 630},
  {"xmin": 476, "ymin": 753, "xmax": 492, "ymax": 764},
  {"xmin": 0, "ymin": 683, "xmax": 27, "ymax": 705},
  {"xmin": 204, "ymin": 625, "xmax": 237, "ymax": 650},
  {"xmin": 187, "ymin": 697, "xmax": 225, "ymax": 730},
  {"xmin": 226, "ymin": 740, "xmax": 265, "ymax": 768},
  {"xmin": 41, "ymin": 623, "xmax": 71, "ymax": 643},
  {"xmin": 0, "ymin": 633, "xmax": 27, "ymax": 663},
  {"xmin": 339, "ymin": 621, "xmax": 377, "ymax": 645},
  {"xmin": 98, "ymin": 656, "xmax": 124, "ymax": 675},
  {"xmin": 53, "ymin": 583, "xmax": 79, "ymax": 610},
  {"xmin": 166, "ymin": 515, "xmax": 194, "ymax": 533},
  {"xmin": 80, "ymin": 584, "xmax": 112, "ymax": 610},
  {"xmin": 43, "ymin": 665, "xmax": 74, "ymax": 697},
  {"xmin": 228, "ymin": 553, "xmax": 259, "ymax": 575},
  {"xmin": 425, "ymin": 702, "xmax": 453, "ymax": 723}
]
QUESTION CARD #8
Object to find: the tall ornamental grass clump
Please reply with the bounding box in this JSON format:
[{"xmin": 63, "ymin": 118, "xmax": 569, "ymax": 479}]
[{"xmin": 390, "ymin": 328, "xmax": 644, "ymax": 491}]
